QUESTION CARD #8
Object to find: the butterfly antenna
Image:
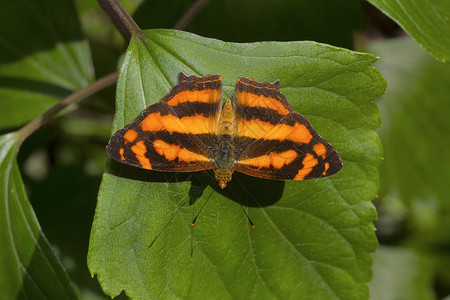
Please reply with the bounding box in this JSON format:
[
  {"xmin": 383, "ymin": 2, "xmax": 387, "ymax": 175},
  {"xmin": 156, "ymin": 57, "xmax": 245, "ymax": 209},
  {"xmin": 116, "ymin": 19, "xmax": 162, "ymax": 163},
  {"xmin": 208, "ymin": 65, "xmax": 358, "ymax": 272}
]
[
  {"xmin": 228, "ymin": 184, "xmax": 255, "ymax": 228},
  {"xmin": 191, "ymin": 188, "xmax": 215, "ymax": 226}
]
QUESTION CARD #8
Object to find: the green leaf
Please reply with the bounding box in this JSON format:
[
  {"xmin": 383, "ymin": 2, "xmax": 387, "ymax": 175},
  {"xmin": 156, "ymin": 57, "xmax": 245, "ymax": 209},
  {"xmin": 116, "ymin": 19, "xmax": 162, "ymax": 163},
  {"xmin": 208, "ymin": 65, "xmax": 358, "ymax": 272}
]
[
  {"xmin": 0, "ymin": 0, "xmax": 94, "ymax": 130},
  {"xmin": 0, "ymin": 133, "xmax": 77, "ymax": 299},
  {"xmin": 88, "ymin": 29, "xmax": 385, "ymax": 299},
  {"xmin": 367, "ymin": 0, "xmax": 450, "ymax": 62},
  {"xmin": 134, "ymin": 0, "xmax": 362, "ymax": 48},
  {"xmin": 369, "ymin": 246, "xmax": 435, "ymax": 300}
]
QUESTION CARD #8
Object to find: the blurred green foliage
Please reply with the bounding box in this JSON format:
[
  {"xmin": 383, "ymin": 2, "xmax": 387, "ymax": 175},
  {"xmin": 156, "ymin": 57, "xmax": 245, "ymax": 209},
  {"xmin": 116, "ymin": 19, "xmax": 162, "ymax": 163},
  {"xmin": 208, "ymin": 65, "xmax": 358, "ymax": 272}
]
[
  {"xmin": 133, "ymin": 0, "xmax": 362, "ymax": 48},
  {"xmin": 0, "ymin": 0, "xmax": 94, "ymax": 130},
  {"xmin": 369, "ymin": 38, "xmax": 450, "ymax": 298}
]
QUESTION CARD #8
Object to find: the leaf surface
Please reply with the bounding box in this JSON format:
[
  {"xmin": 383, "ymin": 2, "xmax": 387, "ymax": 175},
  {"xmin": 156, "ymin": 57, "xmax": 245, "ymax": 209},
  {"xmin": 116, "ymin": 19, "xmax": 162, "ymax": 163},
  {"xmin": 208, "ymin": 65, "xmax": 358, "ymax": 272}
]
[
  {"xmin": 0, "ymin": 0, "xmax": 93, "ymax": 130},
  {"xmin": 368, "ymin": 0, "xmax": 450, "ymax": 62},
  {"xmin": 88, "ymin": 29, "xmax": 385, "ymax": 299},
  {"xmin": 0, "ymin": 133, "xmax": 77, "ymax": 299}
]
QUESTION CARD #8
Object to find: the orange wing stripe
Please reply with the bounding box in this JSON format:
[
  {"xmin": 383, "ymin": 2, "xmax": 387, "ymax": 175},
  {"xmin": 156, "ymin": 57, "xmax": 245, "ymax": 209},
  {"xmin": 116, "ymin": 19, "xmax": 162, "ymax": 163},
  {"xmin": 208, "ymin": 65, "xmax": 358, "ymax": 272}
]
[
  {"xmin": 313, "ymin": 143, "xmax": 326, "ymax": 158},
  {"xmin": 131, "ymin": 141, "xmax": 152, "ymax": 169},
  {"xmin": 167, "ymin": 89, "xmax": 221, "ymax": 106},
  {"xmin": 153, "ymin": 140, "xmax": 209, "ymax": 162},
  {"xmin": 240, "ymin": 150, "xmax": 298, "ymax": 169},
  {"xmin": 183, "ymin": 78, "xmax": 221, "ymax": 84},
  {"xmin": 294, "ymin": 153, "xmax": 318, "ymax": 180},
  {"xmin": 322, "ymin": 162, "xmax": 330, "ymax": 176},
  {"xmin": 268, "ymin": 122, "xmax": 313, "ymax": 144},
  {"xmin": 239, "ymin": 119, "xmax": 313, "ymax": 144},
  {"xmin": 141, "ymin": 113, "xmax": 214, "ymax": 135},
  {"xmin": 237, "ymin": 78, "xmax": 278, "ymax": 91},
  {"xmin": 178, "ymin": 115, "xmax": 215, "ymax": 135},
  {"xmin": 119, "ymin": 148, "xmax": 125, "ymax": 161},
  {"xmin": 124, "ymin": 129, "xmax": 138, "ymax": 143},
  {"xmin": 237, "ymin": 91, "xmax": 290, "ymax": 115},
  {"xmin": 238, "ymin": 119, "xmax": 275, "ymax": 140}
]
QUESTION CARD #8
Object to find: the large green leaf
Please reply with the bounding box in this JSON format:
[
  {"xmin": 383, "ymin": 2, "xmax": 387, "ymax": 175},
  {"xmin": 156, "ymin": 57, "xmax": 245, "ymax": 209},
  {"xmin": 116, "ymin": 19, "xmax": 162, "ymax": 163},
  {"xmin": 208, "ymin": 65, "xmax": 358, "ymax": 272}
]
[
  {"xmin": 368, "ymin": 0, "xmax": 450, "ymax": 62},
  {"xmin": 369, "ymin": 246, "xmax": 435, "ymax": 300},
  {"xmin": 0, "ymin": 133, "xmax": 77, "ymax": 299},
  {"xmin": 0, "ymin": 0, "xmax": 93, "ymax": 130},
  {"xmin": 88, "ymin": 29, "xmax": 385, "ymax": 299}
]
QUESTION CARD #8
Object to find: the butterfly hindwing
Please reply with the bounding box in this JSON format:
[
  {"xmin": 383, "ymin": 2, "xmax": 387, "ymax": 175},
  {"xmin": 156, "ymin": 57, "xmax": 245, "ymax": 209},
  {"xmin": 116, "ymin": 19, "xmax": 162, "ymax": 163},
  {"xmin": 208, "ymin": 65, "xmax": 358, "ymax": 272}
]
[
  {"xmin": 234, "ymin": 77, "xmax": 342, "ymax": 180},
  {"xmin": 106, "ymin": 73, "xmax": 222, "ymax": 172}
]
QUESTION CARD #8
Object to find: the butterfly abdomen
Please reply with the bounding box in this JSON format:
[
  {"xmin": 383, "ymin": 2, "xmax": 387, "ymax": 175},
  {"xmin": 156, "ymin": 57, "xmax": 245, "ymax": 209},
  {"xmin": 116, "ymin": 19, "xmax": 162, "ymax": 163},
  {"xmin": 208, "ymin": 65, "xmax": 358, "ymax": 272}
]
[
  {"xmin": 219, "ymin": 100, "xmax": 233, "ymax": 135},
  {"xmin": 213, "ymin": 100, "xmax": 236, "ymax": 188},
  {"xmin": 213, "ymin": 135, "xmax": 235, "ymax": 189},
  {"xmin": 214, "ymin": 135, "xmax": 234, "ymax": 170}
]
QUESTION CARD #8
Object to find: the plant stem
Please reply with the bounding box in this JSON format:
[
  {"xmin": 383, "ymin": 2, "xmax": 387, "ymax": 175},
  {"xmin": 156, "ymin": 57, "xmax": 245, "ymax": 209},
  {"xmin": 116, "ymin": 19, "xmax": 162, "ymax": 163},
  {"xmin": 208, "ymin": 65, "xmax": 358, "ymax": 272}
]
[
  {"xmin": 97, "ymin": 0, "xmax": 141, "ymax": 42},
  {"xmin": 173, "ymin": 0, "xmax": 210, "ymax": 30},
  {"xmin": 17, "ymin": 72, "xmax": 119, "ymax": 145}
]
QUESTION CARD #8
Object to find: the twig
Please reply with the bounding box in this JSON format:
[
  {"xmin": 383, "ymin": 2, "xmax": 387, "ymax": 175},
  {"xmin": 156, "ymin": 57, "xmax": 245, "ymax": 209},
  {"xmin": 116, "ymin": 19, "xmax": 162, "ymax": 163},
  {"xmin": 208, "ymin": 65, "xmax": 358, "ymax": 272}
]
[
  {"xmin": 97, "ymin": 0, "xmax": 141, "ymax": 42},
  {"xmin": 17, "ymin": 72, "xmax": 119, "ymax": 145},
  {"xmin": 173, "ymin": 0, "xmax": 210, "ymax": 30}
]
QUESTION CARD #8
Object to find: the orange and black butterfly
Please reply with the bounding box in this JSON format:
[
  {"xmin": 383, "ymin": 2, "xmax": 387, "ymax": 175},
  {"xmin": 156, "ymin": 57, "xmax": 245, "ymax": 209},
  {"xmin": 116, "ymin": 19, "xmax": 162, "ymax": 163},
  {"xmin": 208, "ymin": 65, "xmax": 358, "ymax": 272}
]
[{"xmin": 107, "ymin": 73, "xmax": 342, "ymax": 188}]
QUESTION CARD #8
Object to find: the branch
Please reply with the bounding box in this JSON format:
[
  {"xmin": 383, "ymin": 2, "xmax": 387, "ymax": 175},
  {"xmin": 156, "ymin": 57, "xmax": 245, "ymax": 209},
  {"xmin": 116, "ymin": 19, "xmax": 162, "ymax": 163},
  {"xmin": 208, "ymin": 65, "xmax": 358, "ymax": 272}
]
[
  {"xmin": 174, "ymin": 0, "xmax": 210, "ymax": 30},
  {"xmin": 98, "ymin": 0, "xmax": 141, "ymax": 42},
  {"xmin": 17, "ymin": 72, "xmax": 119, "ymax": 145}
]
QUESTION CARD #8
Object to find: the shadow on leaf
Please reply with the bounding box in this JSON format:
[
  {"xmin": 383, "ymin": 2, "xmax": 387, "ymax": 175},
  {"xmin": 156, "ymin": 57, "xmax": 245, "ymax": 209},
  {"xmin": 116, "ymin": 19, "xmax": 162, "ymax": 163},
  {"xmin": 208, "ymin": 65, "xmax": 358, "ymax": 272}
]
[{"xmin": 106, "ymin": 158, "xmax": 284, "ymax": 209}]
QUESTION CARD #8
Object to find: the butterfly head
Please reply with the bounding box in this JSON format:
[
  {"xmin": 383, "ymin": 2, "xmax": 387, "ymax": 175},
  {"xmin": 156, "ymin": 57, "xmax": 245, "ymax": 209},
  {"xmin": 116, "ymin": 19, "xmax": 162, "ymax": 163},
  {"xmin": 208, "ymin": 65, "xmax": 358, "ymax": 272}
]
[{"xmin": 214, "ymin": 169, "xmax": 233, "ymax": 189}]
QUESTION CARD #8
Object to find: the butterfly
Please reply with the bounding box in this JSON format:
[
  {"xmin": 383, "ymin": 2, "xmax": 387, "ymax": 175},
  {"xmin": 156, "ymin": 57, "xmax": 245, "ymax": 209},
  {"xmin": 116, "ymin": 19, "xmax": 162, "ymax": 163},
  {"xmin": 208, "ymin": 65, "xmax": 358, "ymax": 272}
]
[{"xmin": 106, "ymin": 72, "xmax": 342, "ymax": 188}]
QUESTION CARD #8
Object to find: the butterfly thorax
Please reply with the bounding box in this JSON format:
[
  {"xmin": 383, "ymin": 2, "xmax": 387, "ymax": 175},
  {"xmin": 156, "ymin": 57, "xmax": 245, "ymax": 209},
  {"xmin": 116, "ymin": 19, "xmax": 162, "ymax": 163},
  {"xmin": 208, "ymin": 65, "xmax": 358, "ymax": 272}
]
[{"xmin": 214, "ymin": 100, "xmax": 235, "ymax": 189}]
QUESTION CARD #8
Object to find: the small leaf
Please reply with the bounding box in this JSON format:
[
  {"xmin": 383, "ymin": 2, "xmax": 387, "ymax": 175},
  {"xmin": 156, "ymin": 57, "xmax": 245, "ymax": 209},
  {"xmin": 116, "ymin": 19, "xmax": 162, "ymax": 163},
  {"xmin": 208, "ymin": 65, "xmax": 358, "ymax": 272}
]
[
  {"xmin": 369, "ymin": 246, "xmax": 435, "ymax": 300},
  {"xmin": 368, "ymin": 0, "xmax": 450, "ymax": 62},
  {"xmin": 0, "ymin": 0, "xmax": 94, "ymax": 130},
  {"xmin": 89, "ymin": 29, "xmax": 385, "ymax": 299},
  {"xmin": 0, "ymin": 133, "xmax": 77, "ymax": 299}
]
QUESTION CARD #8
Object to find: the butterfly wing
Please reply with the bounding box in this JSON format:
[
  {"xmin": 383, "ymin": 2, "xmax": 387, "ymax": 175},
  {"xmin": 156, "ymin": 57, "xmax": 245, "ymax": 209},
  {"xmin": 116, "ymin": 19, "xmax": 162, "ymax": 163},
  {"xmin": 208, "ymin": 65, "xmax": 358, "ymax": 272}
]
[
  {"xmin": 233, "ymin": 77, "xmax": 342, "ymax": 180},
  {"xmin": 106, "ymin": 73, "xmax": 222, "ymax": 172}
]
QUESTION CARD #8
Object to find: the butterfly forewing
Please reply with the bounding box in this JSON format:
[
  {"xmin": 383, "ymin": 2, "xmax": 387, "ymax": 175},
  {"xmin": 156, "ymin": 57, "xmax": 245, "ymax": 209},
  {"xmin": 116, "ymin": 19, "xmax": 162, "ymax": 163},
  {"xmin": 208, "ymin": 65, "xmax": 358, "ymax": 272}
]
[
  {"xmin": 163, "ymin": 73, "xmax": 222, "ymax": 147},
  {"xmin": 106, "ymin": 73, "xmax": 222, "ymax": 172},
  {"xmin": 233, "ymin": 77, "xmax": 342, "ymax": 180}
]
